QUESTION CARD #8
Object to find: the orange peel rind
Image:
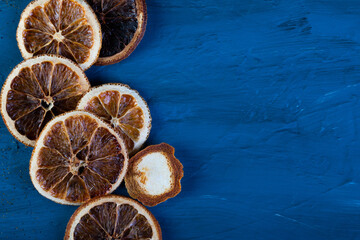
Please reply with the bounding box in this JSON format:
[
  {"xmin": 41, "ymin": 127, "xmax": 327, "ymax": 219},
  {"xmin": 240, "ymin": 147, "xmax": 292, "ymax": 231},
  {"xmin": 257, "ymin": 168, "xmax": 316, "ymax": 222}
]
[{"xmin": 125, "ymin": 143, "xmax": 184, "ymax": 207}]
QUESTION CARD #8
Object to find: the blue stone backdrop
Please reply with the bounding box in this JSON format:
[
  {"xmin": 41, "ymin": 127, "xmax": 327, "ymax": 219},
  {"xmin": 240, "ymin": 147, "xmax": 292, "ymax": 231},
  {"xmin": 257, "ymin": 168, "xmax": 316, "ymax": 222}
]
[{"xmin": 1, "ymin": 0, "xmax": 360, "ymax": 239}]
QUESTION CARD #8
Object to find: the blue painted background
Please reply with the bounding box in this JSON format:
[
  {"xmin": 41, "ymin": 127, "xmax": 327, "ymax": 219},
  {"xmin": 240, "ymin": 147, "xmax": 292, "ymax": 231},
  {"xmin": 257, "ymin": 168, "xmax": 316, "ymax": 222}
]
[{"xmin": 1, "ymin": 0, "xmax": 360, "ymax": 239}]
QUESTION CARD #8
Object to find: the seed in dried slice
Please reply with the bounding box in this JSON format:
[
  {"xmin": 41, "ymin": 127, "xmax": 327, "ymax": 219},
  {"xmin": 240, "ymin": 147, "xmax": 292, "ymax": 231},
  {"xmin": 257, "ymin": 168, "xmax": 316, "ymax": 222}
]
[
  {"xmin": 30, "ymin": 111, "xmax": 128, "ymax": 205},
  {"xmin": 125, "ymin": 143, "xmax": 184, "ymax": 207},
  {"xmin": 86, "ymin": 0, "xmax": 147, "ymax": 65},
  {"xmin": 64, "ymin": 195, "xmax": 162, "ymax": 240},
  {"xmin": 17, "ymin": 0, "xmax": 102, "ymax": 70},
  {"xmin": 77, "ymin": 83, "xmax": 151, "ymax": 155},
  {"xmin": 1, "ymin": 55, "xmax": 90, "ymax": 147}
]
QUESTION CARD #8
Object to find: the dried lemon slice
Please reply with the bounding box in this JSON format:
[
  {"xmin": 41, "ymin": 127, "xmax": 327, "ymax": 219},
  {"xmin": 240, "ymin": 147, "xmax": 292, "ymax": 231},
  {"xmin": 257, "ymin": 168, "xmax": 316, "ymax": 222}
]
[
  {"xmin": 64, "ymin": 195, "xmax": 162, "ymax": 239},
  {"xmin": 125, "ymin": 143, "xmax": 184, "ymax": 207},
  {"xmin": 17, "ymin": 0, "xmax": 102, "ymax": 70},
  {"xmin": 77, "ymin": 83, "xmax": 151, "ymax": 154},
  {"xmin": 86, "ymin": 0, "xmax": 147, "ymax": 65},
  {"xmin": 30, "ymin": 111, "xmax": 128, "ymax": 205},
  {"xmin": 0, "ymin": 55, "xmax": 90, "ymax": 147}
]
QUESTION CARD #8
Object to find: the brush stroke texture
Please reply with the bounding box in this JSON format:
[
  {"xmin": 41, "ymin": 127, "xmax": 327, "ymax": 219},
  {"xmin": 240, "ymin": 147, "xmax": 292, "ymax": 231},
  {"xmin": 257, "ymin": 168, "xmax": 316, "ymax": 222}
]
[{"xmin": 1, "ymin": 0, "xmax": 360, "ymax": 239}]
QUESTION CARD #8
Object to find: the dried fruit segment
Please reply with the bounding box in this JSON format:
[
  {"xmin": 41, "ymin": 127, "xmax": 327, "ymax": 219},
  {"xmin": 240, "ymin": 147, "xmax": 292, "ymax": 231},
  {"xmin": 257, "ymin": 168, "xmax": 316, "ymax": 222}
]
[
  {"xmin": 77, "ymin": 84, "xmax": 151, "ymax": 154},
  {"xmin": 87, "ymin": 154, "xmax": 125, "ymax": 184},
  {"xmin": 43, "ymin": 122, "xmax": 73, "ymax": 159},
  {"xmin": 98, "ymin": 90, "xmax": 120, "ymax": 117},
  {"xmin": 5, "ymin": 91, "xmax": 40, "ymax": 120},
  {"xmin": 89, "ymin": 202, "xmax": 117, "ymax": 234},
  {"xmin": 31, "ymin": 61, "xmax": 53, "ymax": 96},
  {"xmin": 30, "ymin": 111, "xmax": 128, "ymax": 205},
  {"xmin": 87, "ymin": 127, "xmax": 123, "ymax": 160},
  {"xmin": 17, "ymin": 0, "xmax": 102, "ymax": 70},
  {"xmin": 12, "ymin": 68, "xmax": 45, "ymax": 98},
  {"xmin": 36, "ymin": 166, "xmax": 69, "ymax": 190},
  {"xmin": 125, "ymin": 143, "xmax": 184, "ymax": 207},
  {"xmin": 74, "ymin": 214, "xmax": 108, "ymax": 239},
  {"xmin": 15, "ymin": 107, "xmax": 46, "ymax": 141},
  {"xmin": 65, "ymin": 195, "xmax": 162, "ymax": 240},
  {"xmin": 82, "ymin": 168, "xmax": 112, "ymax": 197},
  {"xmin": 38, "ymin": 147, "xmax": 69, "ymax": 168},
  {"xmin": 65, "ymin": 115, "xmax": 98, "ymax": 153},
  {"xmin": 1, "ymin": 55, "xmax": 90, "ymax": 146},
  {"xmin": 60, "ymin": 0, "xmax": 85, "ymax": 30},
  {"xmin": 86, "ymin": 0, "xmax": 147, "ymax": 65},
  {"xmin": 51, "ymin": 173, "xmax": 73, "ymax": 198},
  {"xmin": 66, "ymin": 175, "xmax": 90, "ymax": 202},
  {"xmin": 114, "ymin": 204, "xmax": 138, "ymax": 235}
]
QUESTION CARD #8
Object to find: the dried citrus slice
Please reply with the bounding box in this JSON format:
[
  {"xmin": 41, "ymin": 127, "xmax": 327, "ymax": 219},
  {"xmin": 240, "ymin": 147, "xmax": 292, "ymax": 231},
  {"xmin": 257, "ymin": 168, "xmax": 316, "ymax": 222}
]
[
  {"xmin": 0, "ymin": 55, "xmax": 90, "ymax": 147},
  {"xmin": 17, "ymin": 0, "xmax": 102, "ymax": 70},
  {"xmin": 29, "ymin": 111, "xmax": 128, "ymax": 205},
  {"xmin": 77, "ymin": 83, "xmax": 151, "ymax": 154},
  {"xmin": 125, "ymin": 143, "xmax": 183, "ymax": 207},
  {"xmin": 86, "ymin": 0, "xmax": 147, "ymax": 65},
  {"xmin": 65, "ymin": 195, "xmax": 162, "ymax": 239}
]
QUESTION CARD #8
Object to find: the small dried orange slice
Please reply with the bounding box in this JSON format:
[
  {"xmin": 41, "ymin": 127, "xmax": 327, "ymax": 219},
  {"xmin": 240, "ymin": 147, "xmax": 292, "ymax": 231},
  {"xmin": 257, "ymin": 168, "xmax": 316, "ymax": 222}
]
[
  {"xmin": 64, "ymin": 195, "xmax": 162, "ymax": 240},
  {"xmin": 86, "ymin": 0, "xmax": 147, "ymax": 65},
  {"xmin": 77, "ymin": 83, "xmax": 151, "ymax": 154},
  {"xmin": 1, "ymin": 55, "xmax": 90, "ymax": 147},
  {"xmin": 17, "ymin": 0, "xmax": 102, "ymax": 70},
  {"xmin": 125, "ymin": 143, "xmax": 183, "ymax": 207},
  {"xmin": 30, "ymin": 111, "xmax": 128, "ymax": 205}
]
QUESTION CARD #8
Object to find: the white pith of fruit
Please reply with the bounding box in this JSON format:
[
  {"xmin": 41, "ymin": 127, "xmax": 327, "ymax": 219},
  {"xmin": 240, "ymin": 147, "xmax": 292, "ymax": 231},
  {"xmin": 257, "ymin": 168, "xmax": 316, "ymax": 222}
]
[{"xmin": 135, "ymin": 152, "xmax": 173, "ymax": 195}]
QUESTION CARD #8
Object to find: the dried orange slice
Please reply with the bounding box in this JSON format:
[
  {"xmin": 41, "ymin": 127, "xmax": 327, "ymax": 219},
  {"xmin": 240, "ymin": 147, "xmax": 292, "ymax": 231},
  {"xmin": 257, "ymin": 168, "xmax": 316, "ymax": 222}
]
[
  {"xmin": 77, "ymin": 83, "xmax": 151, "ymax": 154},
  {"xmin": 125, "ymin": 143, "xmax": 183, "ymax": 207},
  {"xmin": 64, "ymin": 195, "xmax": 162, "ymax": 239},
  {"xmin": 17, "ymin": 0, "xmax": 102, "ymax": 70},
  {"xmin": 29, "ymin": 111, "xmax": 128, "ymax": 205},
  {"xmin": 0, "ymin": 55, "xmax": 90, "ymax": 147},
  {"xmin": 86, "ymin": 0, "xmax": 147, "ymax": 65}
]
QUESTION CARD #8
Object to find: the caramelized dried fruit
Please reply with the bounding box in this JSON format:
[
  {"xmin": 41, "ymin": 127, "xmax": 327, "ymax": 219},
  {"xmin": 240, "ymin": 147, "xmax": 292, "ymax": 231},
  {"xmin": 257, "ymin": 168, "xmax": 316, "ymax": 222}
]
[
  {"xmin": 17, "ymin": 0, "xmax": 102, "ymax": 70},
  {"xmin": 65, "ymin": 195, "xmax": 162, "ymax": 240},
  {"xmin": 125, "ymin": 143, "xmax": 184, "ymax": 207},
  {"xmin": 77, "ymin": 83, "xmax": 151, "ymax": 154},
  {"xmin": 29, "ymin": 111, "xmax": 128, "ymax": 205},
  {"xmin": 86, "ymin": 0, "xmax": 147, "ymax": 65},
  {"xmin": 0, "ymin": 55, "xmax": 90, "ymax": 147}
]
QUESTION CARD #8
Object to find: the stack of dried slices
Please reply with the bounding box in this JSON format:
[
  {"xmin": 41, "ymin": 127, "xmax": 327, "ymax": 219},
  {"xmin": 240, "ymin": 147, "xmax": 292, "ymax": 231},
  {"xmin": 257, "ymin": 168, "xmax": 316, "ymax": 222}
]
[{"xmin": 1, "ymin": 0, "xmax": 184, "ymax": 239}]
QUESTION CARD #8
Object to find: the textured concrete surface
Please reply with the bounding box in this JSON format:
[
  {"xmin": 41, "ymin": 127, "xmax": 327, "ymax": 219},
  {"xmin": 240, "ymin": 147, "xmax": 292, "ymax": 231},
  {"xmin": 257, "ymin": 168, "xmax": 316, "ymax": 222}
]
[{"xmin": 1, "ymin": 0, "xmax": 360, "ymax": 239}]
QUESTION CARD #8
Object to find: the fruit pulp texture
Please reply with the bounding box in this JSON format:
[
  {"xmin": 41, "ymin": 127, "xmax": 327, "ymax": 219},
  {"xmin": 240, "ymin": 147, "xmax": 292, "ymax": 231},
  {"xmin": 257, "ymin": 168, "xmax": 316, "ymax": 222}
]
[
  {"xmin": 7, "ymin": 62, "xmax": 85, "ymax": 140},
  {"xmin": 36, "ymin": 115, "xmax": 125, "ymax": 203},
  {"xmin": 84, "ymin": 90, "xmax": 144, "ymax": 152},
  {"xmin": 74, "ymin": 202, "xmax": 153, "ymax": 239},
  {"xmin": 87, "ymin": 0, "xmax": 138, "ymax": 57},
  {"xmin": 23, "ymin": 0, "xmax": 94, "ymax": 64}
]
